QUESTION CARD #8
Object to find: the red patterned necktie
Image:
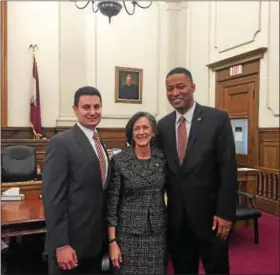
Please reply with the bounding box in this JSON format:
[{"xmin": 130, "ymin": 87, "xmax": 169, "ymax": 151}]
[
  {"xmin": 93, "ymin": 132, "xmax": 107, "ymax": 186},
  {"xmin": 177, "ymin": 116, "xmax": 187, "ymax": 165}
]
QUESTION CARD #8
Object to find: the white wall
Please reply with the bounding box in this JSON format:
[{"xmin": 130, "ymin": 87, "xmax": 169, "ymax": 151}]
[
  {"xmin": 7, "ymin": 1, "xmax": 172, "ymax": 128},
  {"xmin": 7, "ymin": 1, "xmax": 60, "ymax": 127},
  {"xmin": 182, "ymin": 1, "xmax": 279, "ymax": 127},
  {"xmin": 6, "ymin": 1, "xmax": 279, "ymax": 128}
]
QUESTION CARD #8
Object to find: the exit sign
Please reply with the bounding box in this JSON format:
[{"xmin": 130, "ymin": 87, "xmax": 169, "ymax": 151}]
[{"xmin": 230, "ymin": 65, "xmax": 243, "ymax": 76}]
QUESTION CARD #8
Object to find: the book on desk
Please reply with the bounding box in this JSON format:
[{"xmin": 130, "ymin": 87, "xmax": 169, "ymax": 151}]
[
  {"xmin": 1, "ymin": 194, "xmax": 24, "ymax": 201},
  {"xmin": 1, "ymin": 187, "xmax": 25, "ymax": 201}
]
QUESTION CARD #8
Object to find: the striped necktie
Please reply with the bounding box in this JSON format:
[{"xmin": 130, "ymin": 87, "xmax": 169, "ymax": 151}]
[{"xmin": 93, "ymin": 132, "xmax": 107, "ymax": 186}]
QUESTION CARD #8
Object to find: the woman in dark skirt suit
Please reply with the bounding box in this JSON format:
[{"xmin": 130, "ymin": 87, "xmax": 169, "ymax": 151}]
[{"xmin": 107, "ymin": 112, "xmax": 167, "ymax": 275}]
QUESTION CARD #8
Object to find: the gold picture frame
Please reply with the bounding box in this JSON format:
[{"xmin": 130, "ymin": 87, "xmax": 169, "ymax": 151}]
[{"xmin": 115, "ymin": 66, "xmax": 143, "ymax": 104}]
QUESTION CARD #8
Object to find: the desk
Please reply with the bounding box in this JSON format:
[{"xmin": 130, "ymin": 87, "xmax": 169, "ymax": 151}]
[
  {"xmin": 1, "ymin": 198, "xmax": 45, "ymax": 238},
  {"xmin": 1, "ymin": 181, "xmax": 42, "ymax": 200}
]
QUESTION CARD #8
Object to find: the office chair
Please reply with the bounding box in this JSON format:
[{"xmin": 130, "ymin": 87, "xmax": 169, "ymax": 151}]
[
  {"xmin": 233, "ymin": 190, "xmax": 262, "ymax": 244},
  {"xmin": 1, "ymin": 145, "xmax": 40, "ymax": 182}
]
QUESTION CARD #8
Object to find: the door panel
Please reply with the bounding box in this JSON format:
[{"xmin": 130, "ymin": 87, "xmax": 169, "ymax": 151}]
[{"xmin": 216, "ymin": 74, "xmax": 259, "ymax": 166}]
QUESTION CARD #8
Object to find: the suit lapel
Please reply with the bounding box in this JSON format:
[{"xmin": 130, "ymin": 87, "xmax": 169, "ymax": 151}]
[
  {"xmin": 101, "ymin": 141, "xmax": 111, "ymax": 190},
  {"xmin": 165, "ymin": 112, "xmax": 180, "ymax": 174},
  {"xmin": 73, "ymin": 124, "xmax": 99, "ymax": 165},
  {"xmin": 73, "ymin": 124, "xmax": 111, "ymax": 190},
  {"xmin": 146, "ymin": 149, "xmax": 164, "ymax": 177},
  {"xmin": 125, "ymin": 147, "xmax": 147, "ymax": 178},
  {"xmin": 182, "ymin": 103, "xmax": 203, "ymax": 169},
  {"xmin": 124, "ymin": 147, "xmax": 163, "ymax": 181}
]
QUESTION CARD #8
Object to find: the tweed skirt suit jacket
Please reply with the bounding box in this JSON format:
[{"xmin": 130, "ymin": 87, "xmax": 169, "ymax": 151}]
[{"xmin": 107, "ymin": 146, "xmax": 167, "ymax": 274}]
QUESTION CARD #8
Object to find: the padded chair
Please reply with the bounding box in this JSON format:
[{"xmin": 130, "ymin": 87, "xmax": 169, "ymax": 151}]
[
  {"xmin": 1, "ymin": 240, "xmax": 9, "ymax": 274},
  {"xmin": 233, "ymin": 190, "xmax": 262, "ymax": 244},
  {"xmin": 1, "ymin": 145, "xmax": 40, "ymax": 182}
]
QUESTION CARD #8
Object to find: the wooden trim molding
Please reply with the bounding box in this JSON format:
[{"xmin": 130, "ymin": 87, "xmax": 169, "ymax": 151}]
[
  {"xmin": 1, "ymin": 1, "xmax": 7, "ymax": 127},
  {"xmin": 207, "ymin": 47, "xmax": 267, "ymax": 71}
]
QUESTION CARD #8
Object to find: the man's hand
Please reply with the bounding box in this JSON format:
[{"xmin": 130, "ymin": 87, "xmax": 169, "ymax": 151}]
[
  {"xmin": 56, "ymin": 245, "xmax": 78, "ymax": 270},
  {"xmin": 212, "ymin": 216, "xmax": 232, "ymax": 240}
]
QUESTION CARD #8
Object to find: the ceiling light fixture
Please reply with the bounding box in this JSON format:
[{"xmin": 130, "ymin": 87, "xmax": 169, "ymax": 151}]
[{"xmin": 72, "ymin": 1, "xmax": 153, "ymax": 23}]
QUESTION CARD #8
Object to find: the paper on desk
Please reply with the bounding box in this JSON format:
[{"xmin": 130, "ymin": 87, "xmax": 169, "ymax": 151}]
[
  {"xmin": 2, "ymin": 187, "xmax": 20, "ymax": 196},
  {"xmin": 112, "ymin": 148, "xmax": 122, "ymax": 155}
]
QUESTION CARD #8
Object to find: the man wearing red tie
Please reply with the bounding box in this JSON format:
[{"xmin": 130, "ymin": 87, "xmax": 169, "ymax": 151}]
[
  {"xmin": 42, "ymin": 86, "xmax": 110, "ymax": 274},
  {"xmin": 156, "ymin": 68, "xmax": 237, "ymax": 274}
]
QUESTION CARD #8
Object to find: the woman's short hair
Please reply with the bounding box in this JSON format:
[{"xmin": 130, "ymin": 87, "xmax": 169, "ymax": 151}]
[{"xmin": 125, "ymin": 112, "xmax": 157, "ymax": 146}]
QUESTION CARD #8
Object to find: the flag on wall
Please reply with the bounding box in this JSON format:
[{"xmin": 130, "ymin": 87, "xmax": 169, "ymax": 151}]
[{"xmin": 29, "ymin": 53, "xmax": 42, "ymax": 138}]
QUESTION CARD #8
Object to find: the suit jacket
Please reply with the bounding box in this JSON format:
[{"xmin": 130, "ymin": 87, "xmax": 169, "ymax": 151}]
[
  {"xmin": 107, "ymin": 146, "xmax": 167, "ymax": 235},
  {"xmin": 156, "ymin": 103, "xmax": 238, "ymax": 239},
  {"xmin": 42, "ymin": 124, "xmax": 111, "ymax": 259}
]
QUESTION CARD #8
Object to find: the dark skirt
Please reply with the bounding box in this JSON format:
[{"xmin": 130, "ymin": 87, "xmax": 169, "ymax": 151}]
[{"xmin": 113, "ymin": 231, "xmax": 167, "ymax": 275}]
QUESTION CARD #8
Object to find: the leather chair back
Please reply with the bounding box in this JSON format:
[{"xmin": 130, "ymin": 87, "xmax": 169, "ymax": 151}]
[{"xmin": 1, "ymin": 145, "xmax": 37, "ymax": 182}]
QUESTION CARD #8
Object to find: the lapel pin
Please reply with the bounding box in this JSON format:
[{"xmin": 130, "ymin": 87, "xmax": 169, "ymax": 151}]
[{"xmin": 197, "ymin": 117, "xmax": 202, "ymax": 122}]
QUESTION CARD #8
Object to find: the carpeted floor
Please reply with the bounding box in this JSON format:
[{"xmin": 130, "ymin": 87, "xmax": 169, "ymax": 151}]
[{"xmin": 167, "ymin": 211, "xmax": 280, "ymax": 274}]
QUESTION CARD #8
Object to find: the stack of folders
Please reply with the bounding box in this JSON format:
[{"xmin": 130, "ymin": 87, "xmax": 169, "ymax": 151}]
[{"xmin": 1, "ymin": 187, "xmax": 24, "ymax": 201}]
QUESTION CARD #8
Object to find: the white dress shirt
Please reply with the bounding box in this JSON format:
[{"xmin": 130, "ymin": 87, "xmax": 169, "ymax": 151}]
[
  {"xmin": 175, "ymin": 102, "xmax": 196, "ymax": 150},
  {"xmin": 77, "ymin": 122, "xmax": 108, "ymax": 179}
]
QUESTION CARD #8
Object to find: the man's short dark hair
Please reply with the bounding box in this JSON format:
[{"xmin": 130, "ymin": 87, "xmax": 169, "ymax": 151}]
[
  {"xmin": 74, "ymin": 86, "xmax": 102, "ymax": 107},
  {"xmin": 125, "ymin": 112, "xmax": 157, "ymax": 146},
  {"xmin": 166, "ymin": 67, "xmax": 193, "ymax": 82}
]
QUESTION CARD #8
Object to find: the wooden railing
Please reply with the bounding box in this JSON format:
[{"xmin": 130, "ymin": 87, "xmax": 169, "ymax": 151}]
[{"xmin": 254, "ymin": 166, "xmax": 280, "ymax": 215}]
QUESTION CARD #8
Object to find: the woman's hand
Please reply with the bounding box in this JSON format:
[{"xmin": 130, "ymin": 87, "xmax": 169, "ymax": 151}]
[{"xmin": 109, "ymin": 242, "xmax": 122, "ymax": 269}]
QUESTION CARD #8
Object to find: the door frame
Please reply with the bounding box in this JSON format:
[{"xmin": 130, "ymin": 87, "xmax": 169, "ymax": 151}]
[{"xmin": 207, "ymin": 47, "xmax": 267, "ymax": 167}]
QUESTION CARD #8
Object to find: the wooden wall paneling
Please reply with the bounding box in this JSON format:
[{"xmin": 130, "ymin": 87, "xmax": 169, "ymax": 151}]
[
  {"xmin": 56, "ymin": 127, "xmax": 127, "ymax": 149},
  {"xmin": 259, "ymin": 128, "xmax": 280, "ymax": 169},
  {"xmin": 257, "ymin": 197, "xmax": 279, "ymax": 216},
  {"xmin": 1, "ymin": 127, "xmax": 126, "ymax": 168},
  {"xmin": 1, "ymin": 1, "xmax": 7, "ymax": 127},
  {"xmin": 1, "ymin": 127, "xmax": 57, "ymax": 139}
]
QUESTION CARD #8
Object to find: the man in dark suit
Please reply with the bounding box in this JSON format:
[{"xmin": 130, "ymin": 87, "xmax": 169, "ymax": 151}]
[
  {"xmin": 42, "ymin": 86, "xmax": 110, "ymax": 275},
  {"xmin": 119, "ymin": 74, "xmax": 139, "ymax": 100},
  {"xmin": 157, "ymin": 67, "xmax": 237, "ymax": 274}
]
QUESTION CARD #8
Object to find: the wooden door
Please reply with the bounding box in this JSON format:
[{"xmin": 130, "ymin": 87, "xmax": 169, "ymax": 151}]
[
  {"xmin": 217, "ymin": 74, "xmax": 259, "ymax": 166},
  {"xmin": 214, "ymin": 59, "xmax": 260, "ymax": 167}
]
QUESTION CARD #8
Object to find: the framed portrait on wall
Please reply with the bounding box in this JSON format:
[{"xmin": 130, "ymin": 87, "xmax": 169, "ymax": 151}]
[{"xmin": 115, "ymin": 66, "xmax": 143, "ymax": 104}]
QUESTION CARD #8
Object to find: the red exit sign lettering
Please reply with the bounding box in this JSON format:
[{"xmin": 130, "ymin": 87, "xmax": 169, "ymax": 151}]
[{"xmin": 230, "ymin": 65, "xmax": 243, "ymax": 76}]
